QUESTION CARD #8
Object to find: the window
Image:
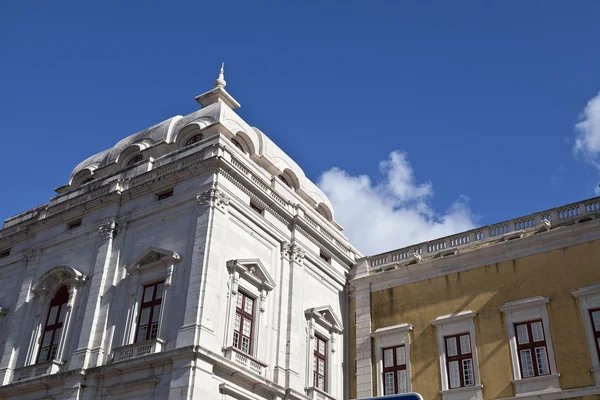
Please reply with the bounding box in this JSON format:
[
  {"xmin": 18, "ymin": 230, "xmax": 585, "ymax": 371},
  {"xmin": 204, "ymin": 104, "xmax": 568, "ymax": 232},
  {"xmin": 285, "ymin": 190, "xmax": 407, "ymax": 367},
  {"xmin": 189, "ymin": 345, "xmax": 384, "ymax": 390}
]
[
  {"xmin": 135, "ymin": 282, "xmax": 164, "ymax": 343},
  {"xmin": 68, "ymin": 220, "xmax": 81, "ymax": 230},
  {"xmin": 500, "ymin": 296, "xmax": 559, "ymax": 395},
  {"xmin": 157, "ymin": 190, "xmax": 174, "ymax": 201},
  {"xmin": 185, "ymin": 134, "xmax": 203, "ymax": 146},
  {"xmin": 372, "ymin": 323, "xmax": 412, "ymax": 396},
  {"xmin": 250, "ymin": 200, "xmax": 264, "ymax": 215},
  {"xmin": 432, "ymin": 311, "xmax": 482, "ymax": 400},
  {"xmin": 231, "ymin": 138, "xmax": 244, "ymax": 152},
  {"xmin": 445, "ymin": 334, "xmax": 474, "ymax": 388},
  {"xmin": 314, "ymin": 336, "xmax": 327, "ymax": 390},
  {"xmin": 514, "ymin": 320, "xmax": 550, "ymax": 378},
  {"xmin": 278, "ymin": 175, "xmax": 292, "ymax": 188},
  {"xmin": 233, "ymin": 291, "xmax": 254, "ymax": 354},
  {"xmin": 37, "ymin": 286, "xmax": 69, "ymax": 363},
  {"xmin": 127, "ymin": 155, "xmax": 143, "ymax": 166},
  {"xmin": 573, "ymin": 284, "xmax": 600, "ymax": 383},
  {"xmin": 382, "ymin": 345, "xmax": 408, "ymax": 395},
  {"xmin": 0, "ymin": 249, "xmax": 10, "ymax": 258}
]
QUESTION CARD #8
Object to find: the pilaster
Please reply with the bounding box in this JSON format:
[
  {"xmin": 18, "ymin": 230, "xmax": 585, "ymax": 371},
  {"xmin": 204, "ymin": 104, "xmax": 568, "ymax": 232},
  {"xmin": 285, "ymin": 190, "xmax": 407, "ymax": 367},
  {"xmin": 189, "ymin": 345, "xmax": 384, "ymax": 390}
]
[
  {"xmin": 285, "ymin": 242, "xmax": 306, "ymax": 392},
  {"xmin": 354, "ymin": 282, "xmax": 373, "ymax": 398}
]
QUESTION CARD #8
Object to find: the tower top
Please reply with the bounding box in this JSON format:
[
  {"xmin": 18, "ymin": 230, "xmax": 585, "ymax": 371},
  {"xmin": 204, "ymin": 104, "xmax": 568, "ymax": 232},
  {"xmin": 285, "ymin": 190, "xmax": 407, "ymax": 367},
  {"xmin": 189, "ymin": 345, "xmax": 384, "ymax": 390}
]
[{"xmin": 195, "ymin": 62, "xmax": 240, "ymax": 110}]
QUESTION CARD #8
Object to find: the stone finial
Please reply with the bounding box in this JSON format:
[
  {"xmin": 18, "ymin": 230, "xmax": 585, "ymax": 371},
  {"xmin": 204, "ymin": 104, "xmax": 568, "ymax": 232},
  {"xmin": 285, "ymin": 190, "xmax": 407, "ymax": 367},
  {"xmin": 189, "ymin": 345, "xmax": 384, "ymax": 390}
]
[{"xmin": 215, "ymin": 63, "xmax": 226, "ymax": 88}]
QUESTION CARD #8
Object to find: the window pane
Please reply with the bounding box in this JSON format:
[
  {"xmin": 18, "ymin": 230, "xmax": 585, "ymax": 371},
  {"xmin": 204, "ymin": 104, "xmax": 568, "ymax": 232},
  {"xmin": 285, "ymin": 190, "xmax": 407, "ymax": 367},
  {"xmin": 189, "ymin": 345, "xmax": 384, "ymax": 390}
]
[
  {"xmin": 531, "ymin": 321, "xmax": 544, "ymax": 342},
  {"xmin": 38, "ymin": 347, "xmax": 49, "ymax": 362},
  {"xmin": 384, "ymin": 348, "xmax": 394, "ymax": 367},
  {"xmin": 535, "ymin": 347, "xmax": 550, "ymax": 375},
  {"xmin": 58, "ymin": 305, "xmax": 67, "ymax": 323},
  {"xmin": 318, "ymin": 359, "xmax": 325, "ymax": 375},
  {"xmin": 156, "ymin": 283, "xmax": 164, "ymax": 300},
  {"xmin": 52, "ymin": 327, "xmax": 62, "ymax": 346},
  {"xmin": 137, "ymin": 326, "xmax": 148, "ymax": 342},
  {"xmin": 516, "ymin": 324, "xmax": 529, "ymax": 345},
  {"xmin": 593, "ymin": 311, "xmax": 600, "ymax": 332},
  {"xmin": 143, "ymin": 286, "xmax": 154, "ymax": 303},
  {"xmin": 448, "ymin": 360, "xmax": 461, "ymax": 388},
  {"xmin": 398, "ymin": 369, "xmax": 408, "ymax": 393},
  {"xmin": 150, "ymin": 322, "xmax": 159, "ymax": 339},
  {"xmin": 50, "ymin": 344, "xmax": 58, "ymax": 360},
  {"xmin": 318, "ymin": 375, "xmax": 325, "ymax": 390},
  {"xmin": 241, "ymin": 336, "xmax": 250, "ymax": 353},
  {"xmin": 47, "ymin": 306, "xmax": 59, "ymax": 325},
  {"xmin": 318, "ymin": 339, "xmax": 326, "ymax": 355},
  {"xmin": 152, "ymin": 305, "xmax": 161, "ymax": 322},
  {"xmin": 446, "ymin": 337, "xmax": 458, "ymax": 357},
  {"xmin": 462, "ymin": 358, "xmax": 474, "ymax": 386},
  {"xmin": 236, "ymin": 294, "xmax": 243, "ymax": 309},
  {"xmin": 460, "ymin": 335, "xmax": 471, "ymax": 354},
  {"xmin": 139, "ymin": 307, "xmax": 150, "ymax": 325},
  {"xmin": 384, "ymin": 372, "xmax": 395, "ymax": 395},
  {"xmin": 244, "ymin": 297, "xmax": 253, "ymax": 314},
  {"xmin": 233, "ymin": 331, "xmax": 239, "ymax": 348},
  {"xmin": 396, "ymin": 346, "xmax": 406, "ymax": 365},
  {"xmin": 41, "ymin": 331, "xmax": 53, "ymax": 347},
  {"xmin": 242, "ymin": 318, "xmax": 251, "ymax": 336},
  {"xmin": 234, "ymin": 313, "xmax": 241, "ymax": 331},
  {"xmin": 520, "ymin": 349, "xmax": 535, "ymax": 377}
]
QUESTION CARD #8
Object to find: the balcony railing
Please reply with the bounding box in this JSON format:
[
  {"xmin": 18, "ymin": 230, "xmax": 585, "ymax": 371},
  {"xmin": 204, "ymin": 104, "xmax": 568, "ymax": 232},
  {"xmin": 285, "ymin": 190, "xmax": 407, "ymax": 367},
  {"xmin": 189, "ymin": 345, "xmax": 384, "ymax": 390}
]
[
  {"xmin": 111, "ymin": 338, "xmax": 164, "ymax": 363},
  {"xmin": 306, "ymin": 387, "xmax": 336, "ymax": 400},
  {"xmin": 13, "ymin": 359, "xmax": 62, "ymax": 382},
  {"xmin": 223, "ymin": 346, "xmax": 268, "ymax": 376}
]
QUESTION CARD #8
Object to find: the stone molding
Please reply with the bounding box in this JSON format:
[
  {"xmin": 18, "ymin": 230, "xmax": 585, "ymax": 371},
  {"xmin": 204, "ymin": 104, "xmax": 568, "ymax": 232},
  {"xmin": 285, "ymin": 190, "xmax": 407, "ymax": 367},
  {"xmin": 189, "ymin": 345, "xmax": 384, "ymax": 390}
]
[
  {"xmin": 282, "ymin": 242, "xmax": 305, "ymax": 263},
  {"xmin": 196, "ymin": 187, "xmax": 230, "ymax": 212},
  {"xmin": 23, "ymin": 249, "xmax": 40, "ymax": 265},
  {"xmin": 98, "ymin": 218, "xmax": 118, "ymax": 239}
]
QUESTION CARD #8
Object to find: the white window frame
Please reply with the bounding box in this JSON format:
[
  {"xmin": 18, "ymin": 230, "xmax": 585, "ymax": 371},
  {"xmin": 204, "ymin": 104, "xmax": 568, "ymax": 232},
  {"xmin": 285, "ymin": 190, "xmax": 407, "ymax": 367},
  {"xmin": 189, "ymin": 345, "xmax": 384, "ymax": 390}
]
[
  {"xmin": 305, "ymin": 305, "xmax": 343, "ymax": 400},
  {"xmin": 499, "ymin": 296, "xmax": 560, "ymax": 395},
  {"xmin": 432, "ymin": 311, "xmax": 482, "ymax": 400},
  {"xmin": 121, "ymin": 246, "xmax": 179, "ymax": 348},
  {"xmin": 573, "ymin": 283, "xmax": 600, "ymax": 386},
  {"xmin": 371, "ymin": 323, "xmax": 413, "ymax": 396},
  {"xmin": 224, "ymin": 259, "xmax": 274, "ymax": 363}
]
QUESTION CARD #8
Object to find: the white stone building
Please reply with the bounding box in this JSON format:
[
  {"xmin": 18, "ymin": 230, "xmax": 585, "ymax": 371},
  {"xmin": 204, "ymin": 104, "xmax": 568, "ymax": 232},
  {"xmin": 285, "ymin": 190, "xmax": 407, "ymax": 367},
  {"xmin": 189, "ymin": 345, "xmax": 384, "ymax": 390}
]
[{"xmin": 0, "ymin": 67, "xmax": 360, "ymax": 400}]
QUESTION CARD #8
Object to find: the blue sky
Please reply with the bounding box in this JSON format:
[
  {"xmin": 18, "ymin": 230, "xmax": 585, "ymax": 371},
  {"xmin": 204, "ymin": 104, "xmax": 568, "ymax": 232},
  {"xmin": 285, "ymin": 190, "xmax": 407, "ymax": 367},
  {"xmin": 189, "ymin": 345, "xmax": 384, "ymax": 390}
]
[{"xmin": 2, "ymin": 1, "xmax": 600, "ymax": 253}]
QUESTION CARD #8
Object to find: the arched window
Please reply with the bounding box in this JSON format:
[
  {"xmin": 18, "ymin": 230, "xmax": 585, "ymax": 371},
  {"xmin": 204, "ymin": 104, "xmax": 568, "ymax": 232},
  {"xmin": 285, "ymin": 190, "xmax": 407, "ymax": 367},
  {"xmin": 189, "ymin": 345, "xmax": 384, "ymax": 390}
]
[
  {"xmin": 127, "ymin": 155, "xmax": 143, "ymax": 166},
  {"xmin": 231, "ymin": 139, "xmax": 244, "ymax": 152},
  {"xmin": 185, "ymin": 134, "xmax": 203, "ymax": 146},
  {"xmin": 82, "ymin": 177, "xmax": 94, "ymax": 184},
  {"xmin": 279, "ymin": 175, "xmax": 292, "ymax": 188},
  {"xmin": 37, "ymin": 286, "xmax": 69, "ymax": 363}
]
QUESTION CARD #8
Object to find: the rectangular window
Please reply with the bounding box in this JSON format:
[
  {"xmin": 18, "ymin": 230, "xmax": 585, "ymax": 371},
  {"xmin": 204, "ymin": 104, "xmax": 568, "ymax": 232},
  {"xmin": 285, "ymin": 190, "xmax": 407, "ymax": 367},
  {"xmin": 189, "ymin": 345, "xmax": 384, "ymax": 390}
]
[
  {"xmin": 0, "ymin": 249, "xmax": 10, "ymax": 258},
  {"xmin": 37, "ymin": 286, "xmax": 69, "ymax": 363},
  {"xmin": 314, "ymin": 336, "xmax": 327, "ymax": 391},
  {"xmin": 590, "ymin": 308, "xmax": 600, "ymax": 362},
  {"xmin": 157, "ymin": 190, "xmax": 174, "ymax": 201},
  {"xmin": 319, "ymin": 250, "xmax": 331, "ymax": 263},
  {"xmin": 68, "ymin": 220, "xmax": 82, "ymax": 230},
  {"xmin": 382, "ymin": 345, "xmax": 408, "ymax": 395},
  {"xmin": 514, "ymin": 320, "xmax": 550, "ymax": 378},
  {"xmin": 233, "ymin": 292, "xmax": 254, "ymax": 354},
  {"xmin": 445, "ymin": 333, "xmax": 474, "ymax": 388},
  {"xmin": 135, "ymin": 282, "xmax": 164, "ymax": 343}
]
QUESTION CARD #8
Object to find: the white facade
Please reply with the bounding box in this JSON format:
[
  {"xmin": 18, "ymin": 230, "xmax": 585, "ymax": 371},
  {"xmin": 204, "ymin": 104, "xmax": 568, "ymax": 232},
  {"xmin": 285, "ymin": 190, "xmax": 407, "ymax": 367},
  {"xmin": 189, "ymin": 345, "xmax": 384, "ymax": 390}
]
[{"xmin": 0, "ymin": 69, "xmax": 360, "ymax": 400}]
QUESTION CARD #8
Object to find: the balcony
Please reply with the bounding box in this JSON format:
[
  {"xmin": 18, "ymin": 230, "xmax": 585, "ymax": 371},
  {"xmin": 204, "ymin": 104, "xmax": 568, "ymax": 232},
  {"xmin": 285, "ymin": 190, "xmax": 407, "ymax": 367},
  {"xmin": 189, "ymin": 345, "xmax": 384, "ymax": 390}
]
[
  {"xmin": 13, "ymin": 360, "xmax": 62, "ymax": 382},
  {"xmin": 223, "ymin": 346, "xmax": 268, "ymax": 376},
  {"xmin": 111, "ymin": 338, "xmax": 164, "ymax": 363},
  {"xmin": 306, "ymin": 386, "xmax": 336, "ymax": 400}
]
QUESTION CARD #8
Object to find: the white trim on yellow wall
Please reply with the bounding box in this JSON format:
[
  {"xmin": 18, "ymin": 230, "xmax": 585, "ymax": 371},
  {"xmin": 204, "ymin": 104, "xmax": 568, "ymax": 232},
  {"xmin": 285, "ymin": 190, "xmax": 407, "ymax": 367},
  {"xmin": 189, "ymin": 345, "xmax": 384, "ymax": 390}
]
[{"xmin": 572, "ymin": 283, "xmax": 600, "ymax": 386}]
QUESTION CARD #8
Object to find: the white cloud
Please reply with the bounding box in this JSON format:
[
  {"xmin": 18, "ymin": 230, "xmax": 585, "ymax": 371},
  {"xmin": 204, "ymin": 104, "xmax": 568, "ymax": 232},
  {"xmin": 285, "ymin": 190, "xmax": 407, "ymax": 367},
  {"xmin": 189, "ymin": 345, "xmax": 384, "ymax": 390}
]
[
  {"xmin": 318, "ymin": 151, "xmax": 477, "ymax": 255},
  {"xmin": 574, "ymin": 91, "xmax": 600, "ymax": 167}
]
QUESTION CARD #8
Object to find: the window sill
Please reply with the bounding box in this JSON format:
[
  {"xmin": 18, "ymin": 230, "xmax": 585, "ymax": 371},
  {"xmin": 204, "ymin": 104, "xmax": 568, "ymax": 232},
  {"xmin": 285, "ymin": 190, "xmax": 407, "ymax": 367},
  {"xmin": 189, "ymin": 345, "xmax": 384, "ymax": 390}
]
[
  {"xmin": 440, "ymin": 384, "xmax": 483, "ymax": 400},
  {"xmin": 111, "ymin": 338, "xmax": 165, "ymax": 363},
  {"xmin": 223, "ymin": 346, "xmax": 268, "ymax": 377},
  {"xmin": 306, "ymin": 386, "xmax": 336, "ymax": 400},
  {"xmin": 13, "ymin": 359, "xmax": 63, "ymax": 382},
  {"xmin": 512, "ymin": 373, "xmax": 560, "ymax": 395}
]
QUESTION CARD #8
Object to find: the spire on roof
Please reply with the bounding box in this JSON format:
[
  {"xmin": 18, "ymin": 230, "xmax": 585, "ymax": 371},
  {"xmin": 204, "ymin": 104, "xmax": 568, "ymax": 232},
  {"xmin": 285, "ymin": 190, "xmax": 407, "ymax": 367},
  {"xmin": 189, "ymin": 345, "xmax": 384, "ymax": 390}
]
[
  {"xmin": 195, "ymin": 62, "xmax": 240, "ymax": 110},
  {"xmin": 215, "ymin": 62, "xmax": 226, "ymax": 88}
]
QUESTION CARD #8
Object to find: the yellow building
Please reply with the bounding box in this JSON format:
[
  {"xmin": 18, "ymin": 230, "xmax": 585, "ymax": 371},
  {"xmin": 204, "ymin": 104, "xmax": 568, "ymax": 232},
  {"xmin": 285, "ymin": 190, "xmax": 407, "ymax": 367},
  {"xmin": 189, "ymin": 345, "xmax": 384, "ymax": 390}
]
[{"xmin": 349, "ymin": 198, "xmax": 600, "ymax": 400}]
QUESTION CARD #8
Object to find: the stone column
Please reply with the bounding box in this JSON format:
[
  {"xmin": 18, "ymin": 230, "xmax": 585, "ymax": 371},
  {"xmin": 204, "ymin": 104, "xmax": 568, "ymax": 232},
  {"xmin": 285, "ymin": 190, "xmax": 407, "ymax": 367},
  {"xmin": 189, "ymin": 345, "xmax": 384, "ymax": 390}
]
[
  {"xmin": 355, "ymin": 282, "xmax": 373, "ymax": 398},
  {"xmin": 68, "ymin": 217, "xmax": 118, "ymax": 370}
]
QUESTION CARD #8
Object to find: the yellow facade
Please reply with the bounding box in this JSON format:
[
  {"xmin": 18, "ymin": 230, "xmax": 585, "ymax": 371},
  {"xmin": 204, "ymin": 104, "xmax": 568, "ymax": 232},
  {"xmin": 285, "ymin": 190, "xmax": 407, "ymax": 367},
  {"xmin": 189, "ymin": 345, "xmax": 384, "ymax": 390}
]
[{"xmin": 350, "ymin": 238, "xmax": 600, "ymax": 399}]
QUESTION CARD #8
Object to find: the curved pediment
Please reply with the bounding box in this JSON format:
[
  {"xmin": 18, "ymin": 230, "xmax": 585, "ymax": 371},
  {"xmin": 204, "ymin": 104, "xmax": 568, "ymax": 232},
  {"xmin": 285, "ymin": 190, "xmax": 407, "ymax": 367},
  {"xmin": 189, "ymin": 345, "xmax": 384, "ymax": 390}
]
[{"xmin": 32, "ymin": 265, "xmax": 87, "ymax": 295}]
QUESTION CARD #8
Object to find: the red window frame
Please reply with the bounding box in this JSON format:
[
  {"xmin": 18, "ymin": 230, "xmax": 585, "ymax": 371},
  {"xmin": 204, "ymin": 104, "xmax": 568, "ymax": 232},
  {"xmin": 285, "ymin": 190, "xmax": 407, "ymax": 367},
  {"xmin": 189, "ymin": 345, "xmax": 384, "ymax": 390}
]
[
  {"xmin": 233, "ymin": 292, "xmax": 254, "ymax": 354},
  {"xmin": 314, "ymin": 336, "xmax": 327, "ymax": 391},
  {"xmin": 37, "ymin": 286, "xmax": 69, "ymax": 363},
  {"xmin": 514, "ymin": 320, "xmax": 550, "ymax": 378},
  {"xmin": 444, "ymin": 333, "xmax": 474, "ymax": 388},
  {"xmin": 135, "ymin": 282, "xmax": 164, "ymax": 343},
  {"xmin": 382, "ymin": 345, "xmax": 407, "ymax": 395},
  {"xmin": 589, "ymin": 309, "xmax": 600, "ymax": 362},
  {"xmin": 185, "ymin": 134, "xmax": 203, "ymax": 146}
]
